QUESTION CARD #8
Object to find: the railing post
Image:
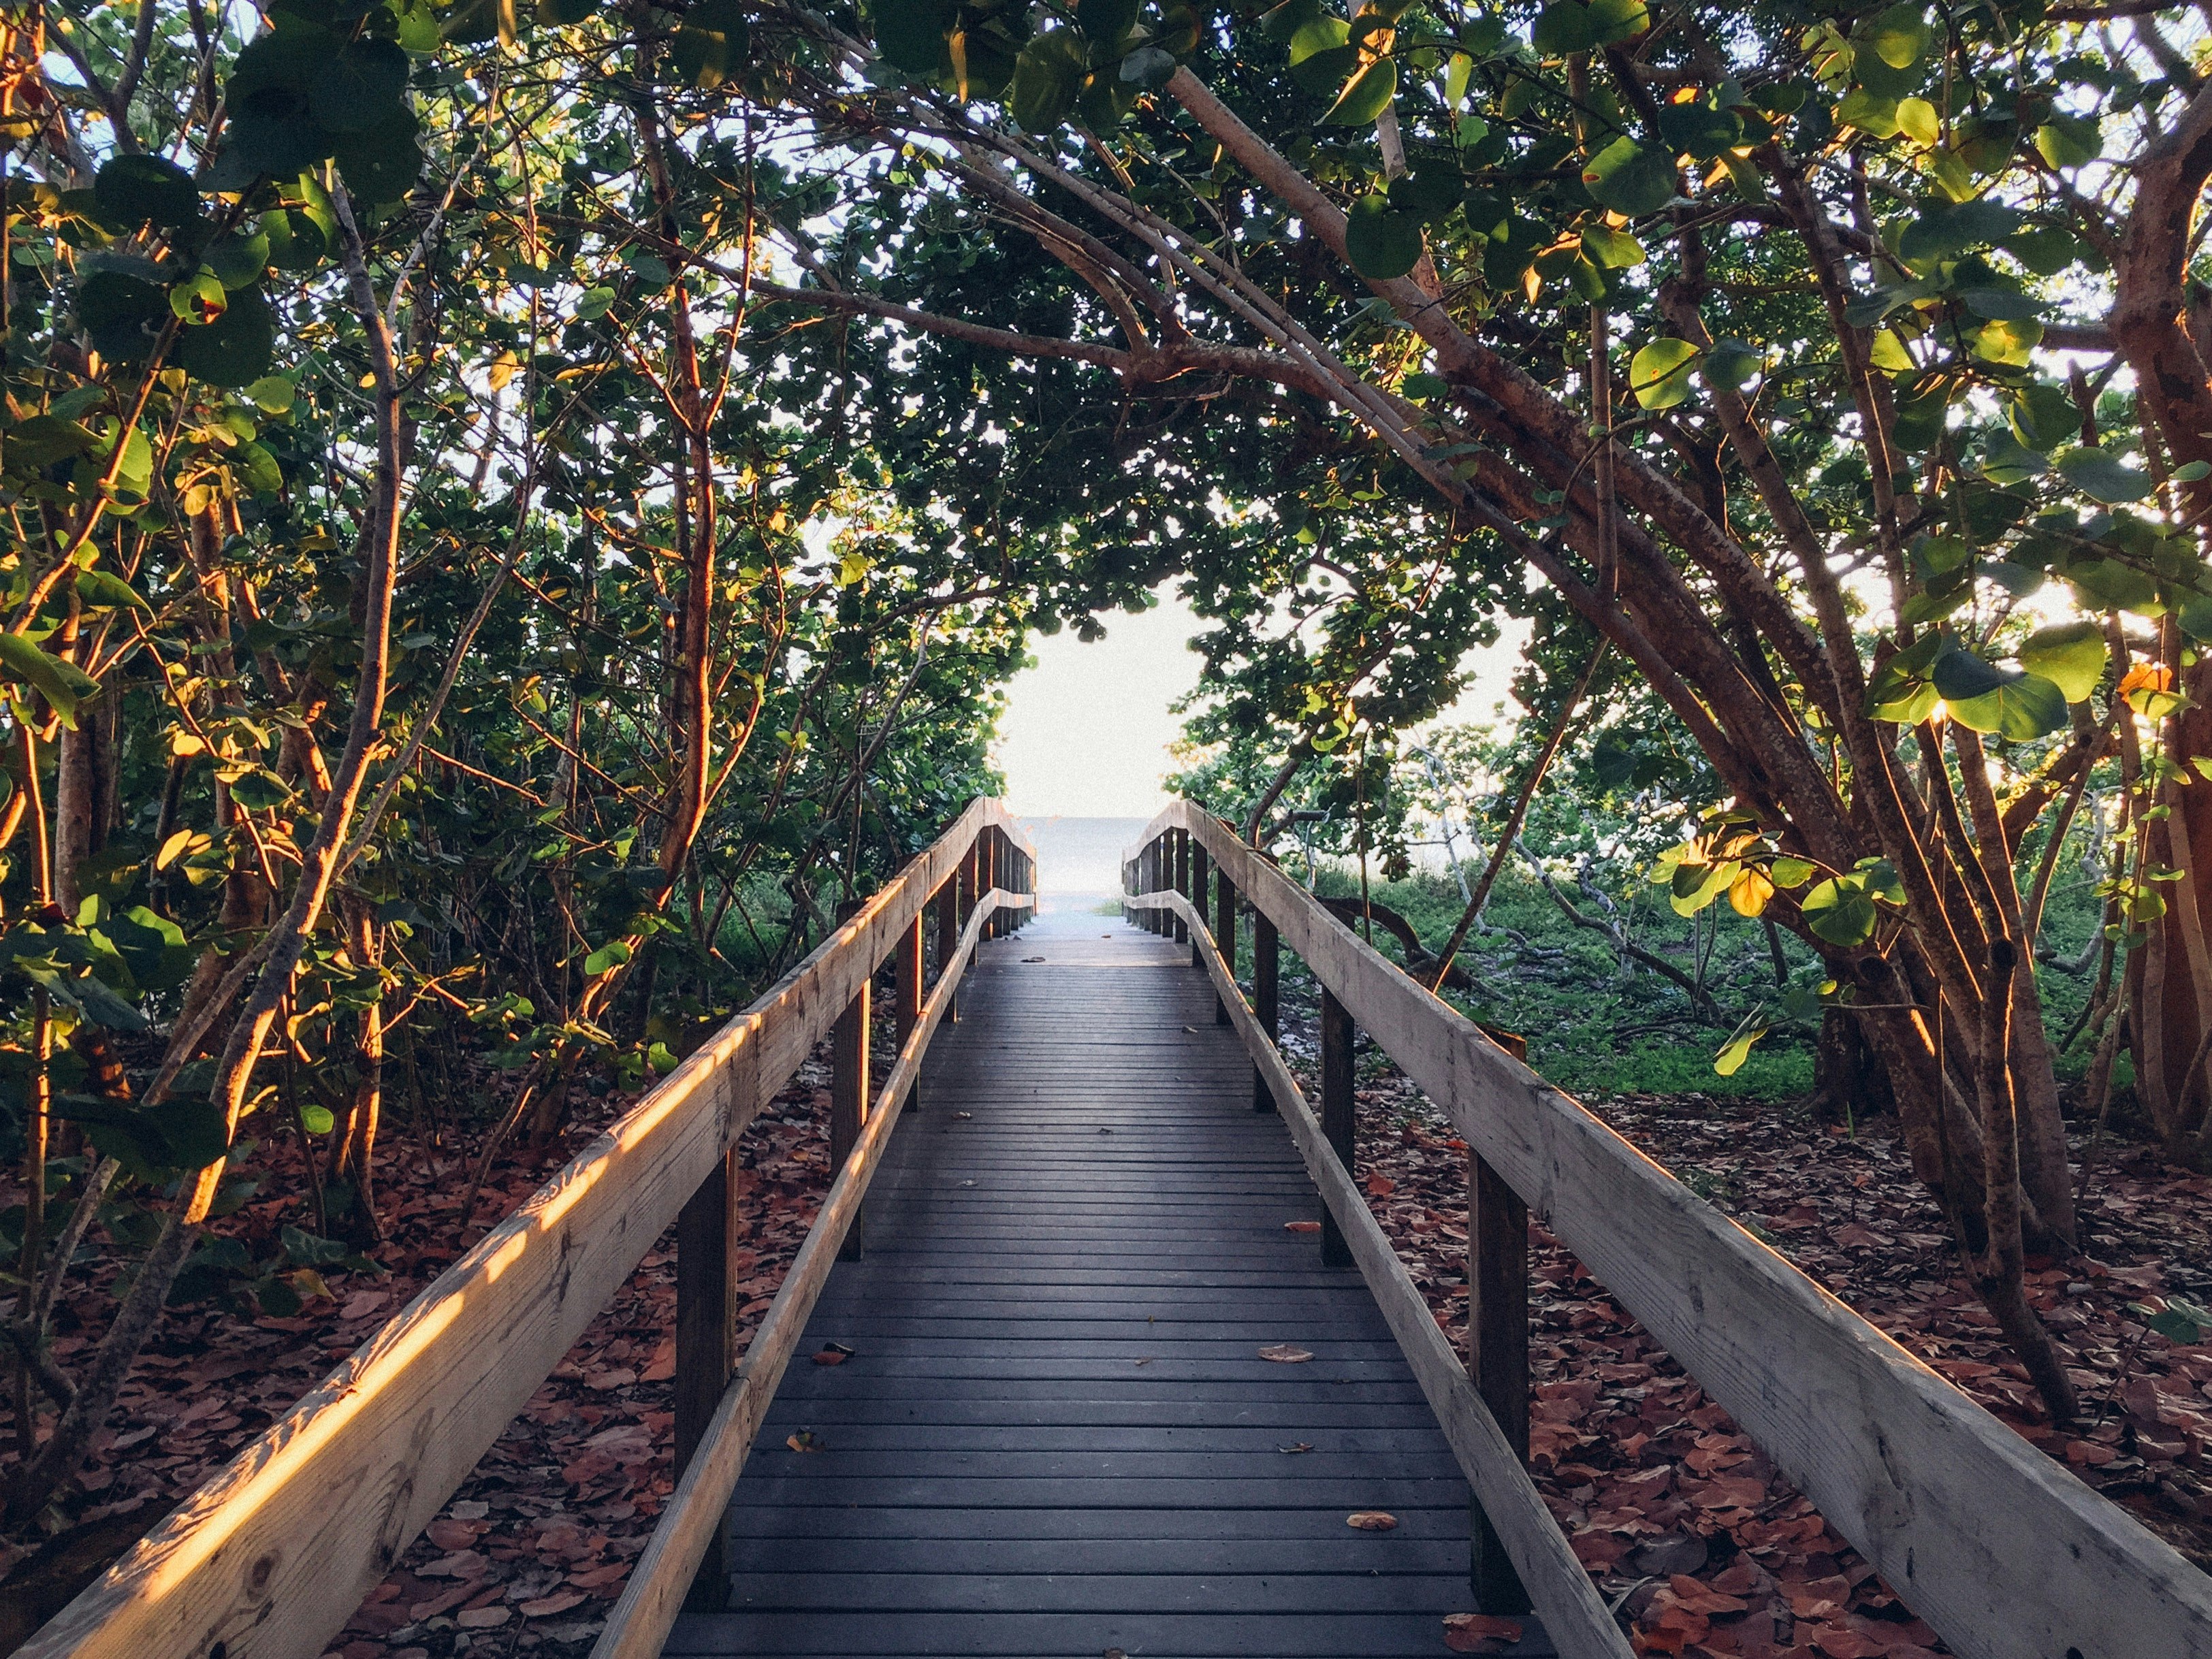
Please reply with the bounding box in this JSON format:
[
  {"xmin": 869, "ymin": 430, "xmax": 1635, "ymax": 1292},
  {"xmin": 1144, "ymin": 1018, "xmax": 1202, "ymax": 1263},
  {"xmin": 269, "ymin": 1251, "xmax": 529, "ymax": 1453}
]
[
  {"xmin": 1172, "ymin": 828, "xmax": 1190, "ymax": 944},
  {"xmin": 1213, "ymin": 856, "xmax": 1235, "ymax": 1027},
  {"xmin": 1470, "ymin": 1027, "xmax": 1533, "ymax": 1614},
  {"xmin": 1319, "ymin": 987, "xmax": 1354, "ymax": 1268},
  {"xmin": 674, "ymin": 1146, "xmax": 739, "ymax": 1611},
  {"xmin": 832, "ymin": 900, "xmax": 871, "ymax": 1262},
  {"xmin": 937, "ymin": 873, "xmax": 960, "ymax": 1023},
  {"xmin": 1189, "ymin": 839, "xmax": 1209, "ymax": 969},
  {"xmin": 1142, "ymin": 841, "xmax": 1158, "ymax": 933},
  {"xmin": 896, "ymin": 909, "xmax": 923, "ymax": 1108},
  {"xmin": 1252, "ymin": 909, "xmax": 1278, "ymax": 1112},
  {"xmin": 985, "ymin": 828, "xmax": 1001, "ymax": 939}
]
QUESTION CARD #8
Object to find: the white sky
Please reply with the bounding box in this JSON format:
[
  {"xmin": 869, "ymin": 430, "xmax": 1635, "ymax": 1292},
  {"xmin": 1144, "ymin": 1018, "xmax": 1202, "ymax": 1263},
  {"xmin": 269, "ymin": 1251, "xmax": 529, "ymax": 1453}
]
[{"xmin": 994, "ymin": 584, "xmax": 1529, "ymax": 818}]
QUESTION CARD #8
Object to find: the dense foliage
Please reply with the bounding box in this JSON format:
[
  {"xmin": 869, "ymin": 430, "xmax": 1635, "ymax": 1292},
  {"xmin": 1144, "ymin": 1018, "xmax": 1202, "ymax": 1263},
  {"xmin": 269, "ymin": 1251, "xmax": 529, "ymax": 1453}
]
[{"xmin": 10, "ymin": 0, "xmax": 2212, "ymax": 1532}]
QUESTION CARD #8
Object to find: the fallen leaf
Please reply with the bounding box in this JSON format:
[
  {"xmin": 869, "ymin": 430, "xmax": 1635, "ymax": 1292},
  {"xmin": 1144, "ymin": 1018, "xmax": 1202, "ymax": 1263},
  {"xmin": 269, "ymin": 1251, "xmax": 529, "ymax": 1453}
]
[
  {"xmin": 456, "ymin": 1606, "xmax": 511, "ymax": 1629},
  {"xmin": 952, "ymin": 1110, "xmax": 974, "ymax": 1120},
  {"xmin": 519, "ymin": 1589, "xmax": 588, "ymax": 1618},
  {"xmin": 1258, "ymin": 1344, "xmax": 1314, "ymax": 1363},
  {"xmin": 1443, "ymin": 1611, "xmax": 1524, "ymax": 1652},
  {"xmin": 1022, "ymin": 955, "xmax": 1045, "ymax": 962},
  {"xmin": 786, "ymin": 1430, "xmax": 827, "ymax": 1453},
  {"xmin": 813, "ymin": 1341, "xmax": 854, "ymax": 1366},
  {"xmin": 1277, "ymin": 1441, "xmax": 1314, "ymax": 1454},
  {"xmin": 1347, "ymin": 1511, "xmax": 1398, "ymax": 1530},
  {"xmin": 1366, "ymin": 1172, "xmax": 1396, "ymax": 1197},
  {"xmin": 1284, "ymin": 1220, "xmax": 1322, "ymax": 1233}
]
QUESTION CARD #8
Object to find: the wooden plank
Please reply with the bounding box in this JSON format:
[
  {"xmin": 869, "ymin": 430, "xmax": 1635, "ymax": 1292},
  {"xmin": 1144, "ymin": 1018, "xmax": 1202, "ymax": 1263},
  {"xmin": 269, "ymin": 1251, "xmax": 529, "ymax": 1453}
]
[
  {"xmin": 665, "ymin": 1609, "xmax": 1554, "ymax": 1659},
  {"xmin": 673, "ymin": 1147, "xmax": 741, "ymax": 1611},
  {"xmin": 1132, "ymin": 888, "xmax": 1631, "ymax": 1659},
  {"xmin": 1138, "ymin": 807, "xmax": 2212, "ymax": 1659},
  {"xmin": 18, "ymin": 804, "xmax": 1029, "ymax": 1659},
  {"xmin": 589, "ymin": 887, "xmax": 1023, "ymax": 1659}
]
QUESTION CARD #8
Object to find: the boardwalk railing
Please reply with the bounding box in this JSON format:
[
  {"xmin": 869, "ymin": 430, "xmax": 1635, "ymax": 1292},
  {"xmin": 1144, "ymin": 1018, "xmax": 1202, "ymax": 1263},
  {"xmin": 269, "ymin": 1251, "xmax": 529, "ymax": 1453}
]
[
  {"xmin": 1125, "ymin": 799, "xmax": 2212, "ymax": 1659},
  {"xmin": 23, "ymin": 801, "xmax": 1034, "ymax": 1659}
]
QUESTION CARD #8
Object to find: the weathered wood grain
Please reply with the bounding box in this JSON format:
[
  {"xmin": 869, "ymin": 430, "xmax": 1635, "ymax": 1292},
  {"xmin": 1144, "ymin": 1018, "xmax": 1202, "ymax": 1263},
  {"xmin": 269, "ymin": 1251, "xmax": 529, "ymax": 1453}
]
[
  {"xmin": 1141, "ymin": 889, "xmax": 1631, "ymax": 1659},
  {"xmin": 588, "ymin": 887, "xmax": 1023, "ymax": 1659},
  {"xmin": 20, "ymin": 806, "xmax": 1031, "ymax": 1659},
  {"xmin": 1130, "ymin": 805, "xmax": 2212, "ymax": 1659}
]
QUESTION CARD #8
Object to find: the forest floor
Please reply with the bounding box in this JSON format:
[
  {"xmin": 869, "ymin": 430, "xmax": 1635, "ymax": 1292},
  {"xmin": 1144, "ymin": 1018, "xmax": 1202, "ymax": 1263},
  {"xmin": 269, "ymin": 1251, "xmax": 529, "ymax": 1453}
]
[
  {"xmin": 1311, "ymin": 1040, "xmax": 2212, "ymax": 1658},
  {"xmin": 5, "ymin": 1008, "xmax": 2210, "ymax": 1658}
]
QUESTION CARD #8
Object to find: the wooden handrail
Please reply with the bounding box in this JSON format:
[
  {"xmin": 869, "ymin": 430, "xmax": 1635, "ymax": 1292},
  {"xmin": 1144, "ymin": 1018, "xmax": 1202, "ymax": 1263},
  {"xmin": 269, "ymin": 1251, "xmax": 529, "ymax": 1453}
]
[
  {"xmin": 1127, "ymin": 800, "xmax": 2212, "ymax": 1659},
  {"xmin": 1134, "ymin": 885, "xmax": 1633, "ymax": 1659},
  {"xmin": 591, "ymin": 882, "xmax": 1028, "ymax": 1658},
  {"xmin": 22, "ymin": 801, "xmax": 1033, "ymax": 1659}
]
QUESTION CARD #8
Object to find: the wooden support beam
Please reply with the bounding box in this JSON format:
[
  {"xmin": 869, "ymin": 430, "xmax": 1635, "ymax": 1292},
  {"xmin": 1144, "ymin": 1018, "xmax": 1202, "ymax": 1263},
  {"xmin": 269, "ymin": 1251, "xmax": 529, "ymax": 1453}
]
[
  {"xmin": 1252, "ymin": 909, "xmax": 1278, "ymax": 1113},
  {"xmin": 1190, "ymin": 839, "xmax": 1209, "ymax": 969},
  {"xmin": 1319, "ymin": 986, "xmax": 1354, "ymax": 1269},
  {"xmin": 831, "ymin": 901, "xmax": 870, "ymax": 1263},
  {"xmin": 1172, "ymin": 828, "xmax": 1189, "ymax": 944},
  {"xmin": 895, "ymin": 913, "xmax": 923, "ymax": 1110},
  {"xmin": 937, "ymin": 876, "xmax": 959, "ymax": 1024},
  {"xmin": 673, "ymin": 1148, "xmax": 739, "ymax": 1611},
  {"xmin": 1213, "ymin": 860, "xmax": 1235, "ymax": 1026},
  {"xmin": 1471, "ymin": 1025, "xmax": 1532, "ymax": 1615}
]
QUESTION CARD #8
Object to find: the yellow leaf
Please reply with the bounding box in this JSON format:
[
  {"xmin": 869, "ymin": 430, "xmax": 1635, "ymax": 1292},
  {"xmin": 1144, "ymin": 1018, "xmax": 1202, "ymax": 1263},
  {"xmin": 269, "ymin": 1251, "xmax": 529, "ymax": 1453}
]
[{"xmin": 1729, "ymin": 867, "xmax": 1775, "ymax": 917}]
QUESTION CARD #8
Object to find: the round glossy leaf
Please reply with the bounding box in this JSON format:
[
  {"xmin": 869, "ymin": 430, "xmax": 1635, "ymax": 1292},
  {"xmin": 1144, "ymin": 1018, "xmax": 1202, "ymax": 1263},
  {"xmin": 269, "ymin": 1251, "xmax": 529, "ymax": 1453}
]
[
  {"xmin": 1702, "ymin": 338, "xmax": 1762, "ymax": 389},
  {"xmin": 1343, "ymin": 195, "xmax": 1424, "ymax": 280},
  {"xmin": 1867, "ymin": 3, "xmax": 1929, "ymax": 68},
  {"xmin": 206, "ymin": 228, "xmax": 272, "ymax": 289},
  {"xmin": 173, "ymin": 285, "xmax": 276, "ymax": 389},
  {"xmin": 1946, "ymin": 671, "xmax": 2068, "ymax": 740},
  {"xmin": 1802, "ymin": 879, "xmax": 1878, "ymax": 947},
  {"xmin": 311, "ymin": 40, "xmax": 409, "ymax": 131},
  {"xmin": 2055, "ymin": 445, "xmax": 2152, "ymax": 505},
  {"xmin": 870, "ymin": 0, "xmax": 952, "ymax": 74},
  {"xmin": 224, "ymin": 106, "xmax": 337, "ymax": 182},
  {"xmin": 1579, "ymin": 222, "xmax": 1644, "ymax": 268},
  {"xmin": 1654, "ymin": 100, "xmax": 1741, "ymax": 160},
  {"xmin": 1582, "ymin": 138, "xmax": 1675, "ymax": 217},
  {"xmin": 2006, "ymin": 383, "xmax": 2078, "ymax": 452},
  {"xmin": 673, "ymin": 0, "xmax": 750, "ymax": 89},
  {"xmin": 1120, "ymin": 45, "xmax": 1176, "ymax": 89},
  {"xmin": 2035, "ymin": 114, "xmax": 2099, "ymax": 170},
  {"xmin": 334, "ymin": 109, "xmax": 424, "ymax": 202},
  {"xmin": 1388, "ymin": 167, "xmax": 1461, "ymax": 221},
  {"xmin": 94, "ymin": 155, "xmax": 199, "ymax": 229},
  {"xmin": 77, "ymin": 271, "xmax": 170, "ymax": 364},
  {"xmin": 1897, "ymin": 197, "xmax": 2020, "ymax": 264},
  {"xmin": 1531, "ymin": 0, "xmax": 1597, "ymax": 54},
  {"xmin": 1078, "ymin": 0, "xmax": 1142, "ymax": 48},
  {"xmin": 1010, "ymin": 31, "xmax": 1086, "ymax": 131},
  {"xmin": 1287, "ymin": 18, "xmax": 1355, "ymax": 93},
  {"xmin": 2018, "ymin": 619, "xmax": 2107, "ymax": 701},
  {"xmin": 1321, "ymin": 56, "xmax": 1396, "ymax": 127},
  {"xmin": 1629, "ymin": 337, "xmax": 1700, "ymax": 410}
]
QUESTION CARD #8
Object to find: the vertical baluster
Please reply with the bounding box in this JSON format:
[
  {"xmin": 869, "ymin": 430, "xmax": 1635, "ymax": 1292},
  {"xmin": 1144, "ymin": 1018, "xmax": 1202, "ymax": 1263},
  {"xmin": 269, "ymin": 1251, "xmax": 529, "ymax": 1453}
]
[
  {"xmin": 1213, "ymin": 854, "xmax": 1236, "ymax": 1027},
  {"xmin": 1190, "ymin": 839, "xmax": 1209, "ymax": 968},
  {"xmin": 674, "ymin": 1146, "xmax": 739, "ymax": 1609},
  {"xmin": 1469, "ymin": 1027, "xmax": 1532, "ymax": 1613},
  {"xmin": 1172, "ymin": 828, "xmax": 1190, "ymax": 944},
  {"xmin": 832, "ymin": 900, "xmax": 871, "ymax": 1262},
  {"xmin": 937, "ymin": 871, "xmax": 960, "ymax": 1024},
  {"xmin": 1319, "ymin": 988, "xmax": 1354, "ymax": 1268},
  {"xmin": 895, "ymin": 910, "xmax": 923, "ymax": 1110},
  {"xmin": 1252, "ymin": 909, "xmax": 1279, "ymax": 1112}
]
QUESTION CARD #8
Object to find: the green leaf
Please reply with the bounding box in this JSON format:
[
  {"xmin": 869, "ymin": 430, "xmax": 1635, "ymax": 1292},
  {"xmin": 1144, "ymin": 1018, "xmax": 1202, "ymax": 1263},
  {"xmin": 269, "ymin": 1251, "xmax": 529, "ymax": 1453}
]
[
  {"xmin": 95, "ymin": 156, "xmax": 199, "ymax": 230},
  {"xmin": 1867, "ymin": 3, "xmax": 1929, "ymax": 69},
  {"xmin": 74, "ymin": 568, "xmax": 151, "ymax": 613},
  {"xmin": 246, "ymin": 374, "xmax": 298, "ymax": 414},
  {"xmin": 311, "ymin": 40, "xmax": 409, "ymax": 131},
  {"xmin": 1702, "ymin": 338, "xmax": 1762, "ymax": 390},
  {"xmin": 1010, "ymin": 30, "xmax": 1086, "ymax": 131},
  {"xmin": 673, "ymin": 0, "xmax": 750, "ymax": 88},
  {"xmin": 1945, "ymin": 666, "xmax": 2069, "ymax": 740},
  {"xmin": 2019, "ymin": 620, "xmax": 2106, "ymax": 701},
  {"xmin": 300, "ymin": 1104, "xmax": 336, "ymax": 1135},
  {"xmin": 1895, "ymin": 95, "xmax": 1939, "ymax": 146},
  {"xmin": 2007, "ymin": 383, "xmax": 2079, "ymax": 452},
  {"xmin": 77, "ymin": 271, "xmax": 170, "ymax": 364},
  {"xmin": 0, "ymin": 633, "xmax": 96, "ymax": 727},
  {"xmin": 1579, "ymin": 223, "xmax": 1644, "ymax": 268},
  {"xmin": 583, "ymin": 939, "xmax": 633, "ymax": 976},
  {"xmin": 172, "ymin": 285, "xmax": 276, "ymax": 388},
  {"xmin": 1930, "ymin": 647, "xmax": 2008, "ymax": 703},
  {"xmin": 206, "ymin": 229, "xmax": 271, "ymax": 290},
  {"xmin": 1802, "ymin": 878, "xmax": 1879, "ymax": 946},
  {"xmin": 1388, "ymin": 167, "xmax": 1462, "ymax": 220},
  {"xmin": 1120, "ymin": 45, "xmax": 1177, "ymax": 89},
  {"xmin": 333, "ymin": 109, "xmax": 423, "ymax": 204},
  {"xmin": 1401, "ymin": 372, "xmax": 1447, "ymax": 400},
  {"xmin": 2056, "ymin": 446, "xmax": 2153, "ymax": 505},
  {"xmin": 1321, "ymin": 56, "xmax": 1396, "ymax": 127},
  {"xmin": 1866, "ymin": 629, "xmax": 1949, "ymax": 724},
  {"xmin": 2035, "ymin": 114, "xmax": 2100, "ymax": 170},
  {"xmin": 1287, "ymin": 17, "xmax": 1356, "ymax": 93},
  {"xmin": 1629, "ymin": 338, "xmax": 1700, "ymax": 410},
  {"xmin": 1897, "ymin": 197, "xmax": 2021, "ymax": 264},
  {"xmin": 1770, "ymin": 856, "xmax": 1816, "ymax": 889},
  {"xmin": 1581, "ymin": 138, "xmax": 1675, "ymax": 217},
  {"xmin": 869, "ymin": 0, "xmax": 952, "ymax": 74},
  {"xmin": 1343, "ymin": 195, "xmax": 1424, "ymax": 280},
  {"xmin": 1532, "ymin": 0, "xmax": 1598, "ymax": 54},
  {"xmin": 1835, "ymin": 89, "xmax": 1900, "ymax": 138},
  {"xmin": 1654, "ymin": 99, "xmax": 1742, "ymax": 161}
]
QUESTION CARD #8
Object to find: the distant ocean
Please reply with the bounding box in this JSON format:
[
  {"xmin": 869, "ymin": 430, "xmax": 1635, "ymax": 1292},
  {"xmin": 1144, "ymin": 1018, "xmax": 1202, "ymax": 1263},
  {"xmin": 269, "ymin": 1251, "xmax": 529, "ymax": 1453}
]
[{"xmin": 1016, "ymin": 816, "xmax": 1151, "ymax": 907}]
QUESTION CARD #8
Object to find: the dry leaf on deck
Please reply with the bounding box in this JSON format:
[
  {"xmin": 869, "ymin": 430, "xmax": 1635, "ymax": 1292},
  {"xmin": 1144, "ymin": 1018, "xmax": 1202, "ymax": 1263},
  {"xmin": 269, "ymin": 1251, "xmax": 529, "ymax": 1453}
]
[{"xmin": 1258, "ymin": 1344, "xmax": 1313, "ymax": 1363}]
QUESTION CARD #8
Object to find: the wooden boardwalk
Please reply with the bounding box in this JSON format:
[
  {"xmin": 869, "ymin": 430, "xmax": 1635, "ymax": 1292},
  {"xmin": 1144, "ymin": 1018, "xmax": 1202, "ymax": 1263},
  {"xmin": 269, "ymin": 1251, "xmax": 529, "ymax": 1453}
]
[{"xmin": 666, "ymin": 908, "xmax": 1546, "ymax": 1659}]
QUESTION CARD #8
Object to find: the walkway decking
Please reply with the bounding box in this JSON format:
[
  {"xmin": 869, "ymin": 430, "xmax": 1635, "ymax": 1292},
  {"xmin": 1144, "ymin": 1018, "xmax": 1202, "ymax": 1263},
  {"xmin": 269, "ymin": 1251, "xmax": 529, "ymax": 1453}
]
[{"xmin": 665, "ymin": 907, "xmax": 1543, "ymax": 1658}]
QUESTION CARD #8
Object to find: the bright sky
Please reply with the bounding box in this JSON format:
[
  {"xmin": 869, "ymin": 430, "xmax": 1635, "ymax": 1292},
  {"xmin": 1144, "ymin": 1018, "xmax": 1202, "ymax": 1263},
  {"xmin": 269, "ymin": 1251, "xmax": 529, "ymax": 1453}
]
[
  {"xmin": 994, "ymin": 590, "xmax": 1206, "ymax": 818},
  {"xmin": 994, "ymin": 583, "xmax": 1530, "ymax": 818}
]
